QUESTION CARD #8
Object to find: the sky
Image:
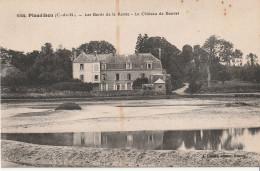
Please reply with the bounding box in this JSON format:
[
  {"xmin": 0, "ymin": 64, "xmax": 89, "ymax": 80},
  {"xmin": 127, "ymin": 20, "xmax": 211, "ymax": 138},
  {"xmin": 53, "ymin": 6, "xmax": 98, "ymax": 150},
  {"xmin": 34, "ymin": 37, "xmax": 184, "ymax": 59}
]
[{"xmin": 0, "ymin": 0, "xmax": 259, "ymax": 63}]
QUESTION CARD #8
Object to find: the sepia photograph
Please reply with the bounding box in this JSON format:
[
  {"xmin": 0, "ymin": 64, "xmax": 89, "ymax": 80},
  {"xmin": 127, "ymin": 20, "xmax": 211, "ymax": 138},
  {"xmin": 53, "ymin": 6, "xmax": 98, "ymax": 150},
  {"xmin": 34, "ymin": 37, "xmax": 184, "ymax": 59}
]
[{"xmin": 0, "ymin": 0, "xmax": 260, "ymax": 168}]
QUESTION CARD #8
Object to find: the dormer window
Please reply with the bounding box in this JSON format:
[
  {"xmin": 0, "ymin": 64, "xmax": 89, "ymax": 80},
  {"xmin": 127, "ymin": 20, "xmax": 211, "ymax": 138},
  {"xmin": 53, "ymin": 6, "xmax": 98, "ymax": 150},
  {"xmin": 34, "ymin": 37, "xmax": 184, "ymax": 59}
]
[
  {"xmin": 80, "ymin": 64, "xmax": 84, "ymax": 70},
  {"xmin": 126, "ymin": 62, "xmax": 132, "ymax": 69},
  {"xmin": 147, "ymin": 62, "xmax": 152, "ymax": 69},
  {"xmin": 101, "ymin": 63, "xmax": 107, "ymax": 70}
]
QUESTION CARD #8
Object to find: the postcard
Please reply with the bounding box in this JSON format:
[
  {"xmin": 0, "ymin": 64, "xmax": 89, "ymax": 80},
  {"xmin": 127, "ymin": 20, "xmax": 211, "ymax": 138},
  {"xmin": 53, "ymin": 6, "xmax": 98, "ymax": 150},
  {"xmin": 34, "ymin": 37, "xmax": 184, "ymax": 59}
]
[{"xmin": 0, "ymin": 0, "xmax": 260, "ymax": 168}]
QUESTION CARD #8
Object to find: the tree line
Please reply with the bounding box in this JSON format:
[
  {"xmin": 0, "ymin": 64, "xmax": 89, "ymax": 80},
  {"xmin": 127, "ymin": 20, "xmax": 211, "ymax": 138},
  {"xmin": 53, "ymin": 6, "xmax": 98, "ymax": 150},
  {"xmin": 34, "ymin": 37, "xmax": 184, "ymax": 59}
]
[
  {"xmin": 1, "ymin": 35, "xmax": 259, "ymax": 93},
  {"xmin": 135, "ymin": 34, "xmax": 260, "ymax": 92},
  {"xmin": 1, "ymin": 41, "xmax": 115, "ymax": 92}
]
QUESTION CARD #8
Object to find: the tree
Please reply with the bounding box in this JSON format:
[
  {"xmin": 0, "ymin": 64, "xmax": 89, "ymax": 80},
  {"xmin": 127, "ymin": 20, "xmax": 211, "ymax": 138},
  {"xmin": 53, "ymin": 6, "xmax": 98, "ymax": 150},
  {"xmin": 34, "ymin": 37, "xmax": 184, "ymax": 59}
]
[
  {"xmin": 219, "ymin": 39, "xmax": 234, "ymax": 65},
  {"xmin": 202, "ymin": 35, "xmax": 220, "ymax": 87},
  {"xmin": 5, "ymin": 50, "xmax": 26, "ymax": 71},
  {"xmin": 134, "ymin": 34, "xmax": 183, "ymax": 90},
  {"xmin": 135, "ymin": 34, "xmax": 143, "ymax": 53},
  {"xmin": 41, "ymin": 43, "xmax": 53, "ymax": 54},
  {"xmin": 75, "ymin": 41, "xmax": 116, "ymax": 55},
  {"xmin": 217, "ymin": 65, "xmax": 231, "ymax": 84},
  {"xmin": 55, "ymin": 48, "xmax": 72, "ymax": 77},
  {"xmin": 231, "ymin": 49, "xmax": 243, "ymax": 66},
  {"xmin": 193, "ymin": 45, "xmax": 208, "ymax": 82},
  {"xmin": 181, "ymin": 45, "xmax": 193, "ymax": 63},
  {"xmin": 23, "ymin": 51, "xmax": 40, "ymax": 71},
  {"xmin": 134, "ymin": 34, "xmax": 180, "ymax": 73},
  {"xmin": 0, "ymin": 47, "xmax": 9, "ymax": 64},
  {"xmin": 0, "ymin": 47, "xmax": 39, "ymax": 72},
  {"xmin": 246, "ymin": 53, "xmax": 258, "ymax": 66},
  {"xmin": 202, "ymin": 35, "xmax": 234, "ymax": 87},
  {"xmin": 30, "ymin": 43, "xmax": 72, "ymax": 85}
]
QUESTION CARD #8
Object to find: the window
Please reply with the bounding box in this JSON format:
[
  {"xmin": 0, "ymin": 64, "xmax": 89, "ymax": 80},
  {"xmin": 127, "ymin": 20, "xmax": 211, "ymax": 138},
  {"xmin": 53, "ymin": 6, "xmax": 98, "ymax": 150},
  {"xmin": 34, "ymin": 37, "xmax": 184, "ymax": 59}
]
[
  {"xmin": 127, "ymin": 74, "xmax": 131, "ymax": 80},
  {"xmin": 101, "ymin": 74, "xmax": 107, "ymax": 81},
  {"xmin": 127, "ymin": 134, "xmax": 133, "ymax": 142},
  {"xmin": 101, "ymin": 84, "xmax": 107, "ymax": 91},
  {"xmin": 94, "ymin": 75, "xmax": 99, "ymax": 81},
  {"xmin": 116, "ymin": 84, "xmax": 120, "ymax": 90},
  {"xmin": 126, "ymin": 62, "xmax": 132, "ymax": 69},
  {"xmin": 80, "ymin": 64, "xmax": 84, "ymax": 70},
  {"xmin": 127, "ymin": 83, "xmax": 132, "ymax": 90},
  {"xmin": 80, "ymin": 133, "xmax": 85, "ymax": 144},
  {"xmin": 101, "ymin": 63, "xmax": 107, "ymax": 70},
  {"xmin": 148, "ymin": 134, "xmax": 153, "ymax": 143},
  {"xmin": 103, "ymin": 135, "xmax": 108, "ymax": 142},
  {"xmin": 141, "ymin": 73, "xmax": 145, "ymax": 78},
  {"xmin": 94, "ymin": 64, "xmax": 99, "ymax": 71},
  {"xmin": 81, "ymin": 137, "xmax": 85, "ymax": 144},
  {"xmin": 80, "ymin": 75, "xmax": 84, "ymax": 81},
  {"xmin": 116, "ymin": 73, "xmax": 120, "ymax": 81},
  {"xmin": 147, "ymin": 62, "xmax": 152, "ymax": 69}
]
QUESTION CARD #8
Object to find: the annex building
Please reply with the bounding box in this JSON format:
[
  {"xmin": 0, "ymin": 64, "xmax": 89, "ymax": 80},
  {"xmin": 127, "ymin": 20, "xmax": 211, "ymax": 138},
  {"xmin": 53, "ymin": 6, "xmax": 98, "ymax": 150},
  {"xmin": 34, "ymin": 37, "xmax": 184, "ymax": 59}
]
[{"xmin": 72, "ymin": 52, "xmax": 167, "ymax": 92}]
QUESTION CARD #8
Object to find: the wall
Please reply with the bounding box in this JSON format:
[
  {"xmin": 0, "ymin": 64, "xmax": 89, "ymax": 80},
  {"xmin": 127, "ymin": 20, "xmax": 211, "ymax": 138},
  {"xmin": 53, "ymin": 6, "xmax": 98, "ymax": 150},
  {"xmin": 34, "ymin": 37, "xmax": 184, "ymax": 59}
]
[
  {"xmin": 100, "ymin": 69, "xmax": 163, "ymax": 90},
  {"xmin": 154, "ymin": 83, "xmax": 166, "ymax": 95},
  {"xmin": 92, "ymin": 90, "xmax": 142, "ymax": 97},
  {"xmin": 92, "ymin": 62, "xmax": 100, "ymax": 83},
  {"xmin": 73, "ymin": 62, "xmax": 101, "ymax": 83}
]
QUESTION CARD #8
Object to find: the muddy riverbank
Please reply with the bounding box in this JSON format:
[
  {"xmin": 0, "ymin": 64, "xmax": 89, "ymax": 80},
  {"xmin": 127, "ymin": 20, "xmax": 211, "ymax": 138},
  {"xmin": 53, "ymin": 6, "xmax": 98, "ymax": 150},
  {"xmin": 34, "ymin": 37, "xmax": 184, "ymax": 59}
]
[{"xmin": 2, "ymin": 97, "xmax": 260, "ymax": 133}]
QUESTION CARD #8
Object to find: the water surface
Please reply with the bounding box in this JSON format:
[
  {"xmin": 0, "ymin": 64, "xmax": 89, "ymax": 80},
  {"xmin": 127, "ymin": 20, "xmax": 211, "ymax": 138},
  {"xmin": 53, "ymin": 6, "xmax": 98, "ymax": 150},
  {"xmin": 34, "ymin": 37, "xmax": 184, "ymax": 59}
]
[{"xmin": 2, "ymin": 127, "xmax": 260, "ymax": 153}]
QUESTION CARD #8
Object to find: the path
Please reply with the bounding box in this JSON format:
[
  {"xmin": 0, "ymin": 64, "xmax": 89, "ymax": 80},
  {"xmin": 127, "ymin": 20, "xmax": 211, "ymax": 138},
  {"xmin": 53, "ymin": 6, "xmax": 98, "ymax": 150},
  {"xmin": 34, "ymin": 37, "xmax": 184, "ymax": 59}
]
[{"xmin": 172, "ymin": 83, "xmax": 189, "ymax": 95}]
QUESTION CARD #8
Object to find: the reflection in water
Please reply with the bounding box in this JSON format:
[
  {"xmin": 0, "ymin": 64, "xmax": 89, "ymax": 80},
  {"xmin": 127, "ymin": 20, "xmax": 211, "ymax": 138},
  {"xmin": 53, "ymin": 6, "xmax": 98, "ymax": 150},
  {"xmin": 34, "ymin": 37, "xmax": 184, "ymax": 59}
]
[{"xmin": 2, "ymin": 128, "xmax": 260, "ymax": 153}]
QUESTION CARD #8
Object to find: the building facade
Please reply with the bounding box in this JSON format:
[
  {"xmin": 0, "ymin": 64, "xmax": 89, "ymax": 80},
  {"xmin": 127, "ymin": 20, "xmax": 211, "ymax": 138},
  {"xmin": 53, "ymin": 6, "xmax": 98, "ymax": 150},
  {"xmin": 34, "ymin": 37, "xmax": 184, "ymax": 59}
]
[{"xmin": 73, "ymin": 52, "xmax": 166, "ymax": 91}]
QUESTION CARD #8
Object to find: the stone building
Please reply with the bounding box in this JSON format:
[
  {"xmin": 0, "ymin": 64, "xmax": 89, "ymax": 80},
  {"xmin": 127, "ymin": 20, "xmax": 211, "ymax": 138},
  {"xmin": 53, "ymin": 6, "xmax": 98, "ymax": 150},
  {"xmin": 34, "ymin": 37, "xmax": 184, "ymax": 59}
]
[{"xmin": 73, "ymin": 52, "xmax": 167, "ymax": 91}]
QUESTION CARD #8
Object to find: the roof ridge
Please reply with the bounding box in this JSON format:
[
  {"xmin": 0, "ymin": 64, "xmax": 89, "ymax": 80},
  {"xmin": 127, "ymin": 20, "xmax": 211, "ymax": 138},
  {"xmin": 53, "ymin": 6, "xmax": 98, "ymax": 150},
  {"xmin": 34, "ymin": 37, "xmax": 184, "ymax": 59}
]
[
  {"xmin": 154, "ymin": 78, "xmax": 165, "ymax": 84},
  {"xmin": 84, "ymin": 52, "xmax": 94, "ymax": 62}
]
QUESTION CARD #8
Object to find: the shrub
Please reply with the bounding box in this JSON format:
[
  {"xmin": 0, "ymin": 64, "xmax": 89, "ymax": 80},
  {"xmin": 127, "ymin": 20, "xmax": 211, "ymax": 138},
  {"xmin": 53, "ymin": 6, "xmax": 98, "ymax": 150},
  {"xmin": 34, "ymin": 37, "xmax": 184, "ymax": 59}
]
[
  {"xmin": 55, "ymin": 102, "xmax": 82, "ymax": 110},
  {"xmin": 132, "ymin": 78, "xmax": 148, "ymax": 89},
  {"xmin": 187, "ymin": 80, "xmax": 202, "ymax": 94},
  {"xmin": 51, "ymin": 81, "xmax": 93, "ymax": 92},
  {"xmin": 1, "ymin": 72, "xmax": 28, "ymax": 92}
]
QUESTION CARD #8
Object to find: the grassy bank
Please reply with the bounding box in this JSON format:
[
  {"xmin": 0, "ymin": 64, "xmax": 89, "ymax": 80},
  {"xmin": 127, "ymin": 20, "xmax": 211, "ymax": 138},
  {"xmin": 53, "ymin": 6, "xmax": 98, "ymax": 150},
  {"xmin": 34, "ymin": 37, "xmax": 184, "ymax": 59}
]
[
  {"xmin": 201, "ymin": 80, "xmax": 260, "ymax": 93},
  {"xmin": 2, "ymin": 140, "xmax": 260, "ymax": 167}
]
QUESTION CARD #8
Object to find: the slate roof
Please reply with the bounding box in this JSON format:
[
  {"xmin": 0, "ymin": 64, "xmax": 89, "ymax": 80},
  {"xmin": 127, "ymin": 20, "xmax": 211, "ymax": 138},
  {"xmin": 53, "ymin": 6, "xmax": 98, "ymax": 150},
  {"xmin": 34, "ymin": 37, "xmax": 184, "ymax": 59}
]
[
  {"xmin": 74, "ymin": 52, "xmax": 160, "ymax": 63},
  {"xmin": 154, "ymin": 78, "xmax": 165, "ymax": 84},
  {"xmin": 73, "ymin": 52, "xmax": 162, "ymax": 70},
  {"xmin": 73, "ymin": 52, "xmax": 99, "ymax": 63}
]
